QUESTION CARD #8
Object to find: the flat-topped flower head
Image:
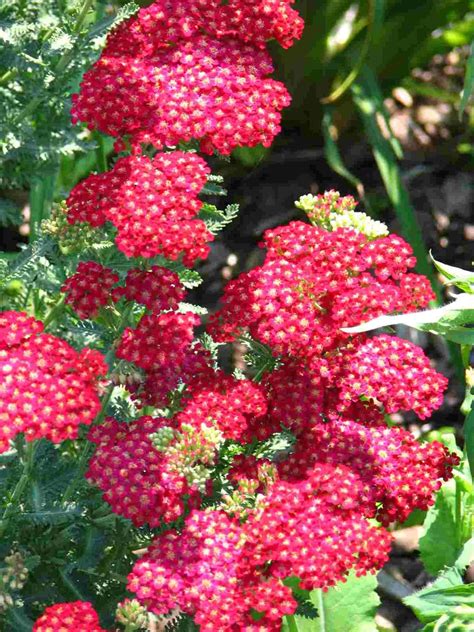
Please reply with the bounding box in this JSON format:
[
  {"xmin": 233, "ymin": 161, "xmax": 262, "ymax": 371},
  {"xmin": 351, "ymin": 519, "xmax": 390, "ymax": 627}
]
[
  {"xmin": 209, "ymin": 201, "xmax": 435, "ymax": 362},
  {"xmin": 128, "ymin": 465, "xmax": 391, "ymax": 629},
  {"xmin": 66, "ymin": 152, "xmax": 212, "ymax": 265},
  {"xmin": 72, "ymin": 1, "xmax": 303, "ymax": 153}
]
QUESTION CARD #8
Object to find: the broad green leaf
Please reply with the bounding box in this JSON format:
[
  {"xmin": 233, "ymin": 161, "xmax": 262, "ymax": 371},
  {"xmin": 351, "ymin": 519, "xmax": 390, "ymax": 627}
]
[
  {"xmin": 443, "ymin": 327, "xmax": 474, "ymax": 345},
  {"xmin": 283, "ymin": 572, "xmax": 380, "ymax": 632},
  {"xmin": 460, "ymin": 39, "xmax": 474, "ymax": 118},
  {"xmin": 405, "ymin": 584, "xmax": 474, "ymax": 623},
  {"xmin": 405, "ymin": 537, "xmax": 474, "ymax": 623},
  {"xmin": 432, "ymin": 257, "xmax": 474, "ymax": 293},
  {"xmin": 232, "ymin": 145, "xmax": 269, "ymax": 167},
  {"xmin": 342, "ymin": 293, "xmax": 474, "ymax": 334},
  {"xmin": 419, "ymin": 480, "xmax": 458, "ymax": 575}
]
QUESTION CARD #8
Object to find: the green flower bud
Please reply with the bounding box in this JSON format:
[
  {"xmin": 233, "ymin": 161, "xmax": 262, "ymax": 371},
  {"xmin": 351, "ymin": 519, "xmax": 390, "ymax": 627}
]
[{"xmin": 116, "ymin": 598, "xmax": 148, "ymax": 630}]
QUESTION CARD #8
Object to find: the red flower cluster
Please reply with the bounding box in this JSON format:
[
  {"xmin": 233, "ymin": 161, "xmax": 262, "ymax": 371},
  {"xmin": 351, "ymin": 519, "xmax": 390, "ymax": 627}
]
[
  {"xmin": 114, "ymin": 301, "xmax": 224, "ymax": 408},
  {"xmin": 61, "ymin": 261, "xmax": 119, "ymax": 319},
  {"xmin": 128, "ymin": 464, "xmax": 391, "ymax": 629},
  {"xmin": 116, "ymin": 310, "xmax": 199, "ymax": 372},
  {"xmin": 0, "ymin": 311, "xmax": 106, "ymax": 452},
  {"xmin": 62, "ymin": 261, "xmax": 185, "ymax": 322},
  {"xmin": 72, "ymin": 1, "xmax": 303, "ymax": 153},
  {"xmin": 113, "ymin": 266, "xmax": 185, "ymax": 313},
  {"xmin": 335, "ymin": 335, "xmax": 448, "ymax": 419},
  {"xmin": 87, "ymin": 373, "xmax": 268, "ymax": 525},
  {"xmin": 66, "ymin": 152, "xmax": 211, "ymax": 265},
  {"xmin": 181, "ymin": 371, "xmax": 268, "ymax": 441},
  {"xmin": 33, "ymin": 601, "xmax": 106, "ymax": 631},
  {"xmin": 209, "ymin": 221, "xmax": 434, "ymax": 358},
  {"xmin": 208, "ymin": 214, "xmax": 445, "ymax": 420},
  {"xmin": 277, "ymin": 419, "xmax": 457, "ymax": 525}
]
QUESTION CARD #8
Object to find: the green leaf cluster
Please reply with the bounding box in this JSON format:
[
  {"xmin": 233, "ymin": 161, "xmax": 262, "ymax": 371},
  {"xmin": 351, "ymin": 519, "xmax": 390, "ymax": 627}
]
[{"xmin": 405, "ymin": 538, "xmax": 474, "ymax": 630}]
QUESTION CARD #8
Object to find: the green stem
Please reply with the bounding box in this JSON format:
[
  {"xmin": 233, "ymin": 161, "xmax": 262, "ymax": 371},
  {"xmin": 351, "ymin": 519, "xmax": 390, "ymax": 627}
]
[
  {"xmin": 29, "ymin": 179, "xmax": 46, "ymax": 241},
  {"xmin": 455, "ymin": 478, "xmax": 463, "ymax": 547},
  {"xmin": 0, "ymin": 68, "xmax": 17, "ymax": 86},
  {"xmin": 285, "ymin": 615, "xmax": 300, "ymax": 632},
  {"xmin": 61, "ymin": 383, "xmax": 114, "ymax": 504},
  {"xmin": 316, "ymin": 589, "xmax": 325, "ymax": 630},
  {"xmin": 94, "ymin": 130, "xmax": 108, "ymax": 173},
  {"xmin": 321, "ymin": 0, "xmax": 376, "ymax": 104},
  {"xmin": 0, "ymin": 440, "xmax": 36, "ymax": 534},
  {"xmin": 57, "ymin": 568, "xmax": 87, "ymax": 600},
  {"xmin": 42, "ymin": 293, "xmax": 66, "ymax": 329}
]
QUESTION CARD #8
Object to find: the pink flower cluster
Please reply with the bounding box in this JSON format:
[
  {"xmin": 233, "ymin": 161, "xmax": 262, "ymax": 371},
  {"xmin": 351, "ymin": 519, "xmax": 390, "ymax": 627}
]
[
  {"xmin": 87, "ymin": 416, "xmax": 197, "ymax": 526},
  {"xmin": 33, "ymin": 601, "xmax": 106, "ymax": 631},
  {"xmin": 0, "ymin": 311, "xmax": 106, "ymax": 452},
  {"xmin": 72, "ymin": 0, "xmax": 303, "ymax": 154},
  {"xmin": 66, "ymin": 152, "xmax": 211, "ymax": 264}
]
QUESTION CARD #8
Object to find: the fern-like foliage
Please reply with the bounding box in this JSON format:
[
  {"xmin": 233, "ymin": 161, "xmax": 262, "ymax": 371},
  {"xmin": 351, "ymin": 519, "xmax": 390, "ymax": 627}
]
[
  {"xmin": 0, "ymin": 198, "xmax": 23, "ymax": 226},
  {"xmin": 200, "ymin": 202, "xmax": 240, "ymax": 235},
  {"xmin": 0, "ymin": 0, "xmax": 139, "ymax": 188}
]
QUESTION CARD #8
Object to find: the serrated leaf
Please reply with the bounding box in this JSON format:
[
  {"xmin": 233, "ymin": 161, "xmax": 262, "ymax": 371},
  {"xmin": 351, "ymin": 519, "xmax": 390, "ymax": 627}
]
[
  {"xmin": 419, "ymin": 480, "xmax": 458, "ymax": 575},
  {"xmin": 19, "ymin": 508, "xmax": 82, "ymax": 526},
  {"xmin": 283, "ymin": 572, "xmax": 380, "ymax": 632},
  {"xmin": 86, "ymin": 2, "xmax": 139, "ymax": 41},
  {"xmin": 200, "ymin": 203, "xmax": 239, "ymax": 234},
  {"xmin": 6, "ymin": 236, "xmax": 55, "ymax": 283},
  {"xmin": 178, "ymin": 302, "xmax": 208, "ymax": 315}
]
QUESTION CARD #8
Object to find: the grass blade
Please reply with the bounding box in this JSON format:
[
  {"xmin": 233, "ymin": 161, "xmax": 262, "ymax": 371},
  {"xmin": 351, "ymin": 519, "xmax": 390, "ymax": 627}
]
[
  {"xmin": 460, "ymin": 39, "xmax": 474, "ymax": 118},
  {"xmin": 322, "ymin": 108, "xmax": 365, "ymax": 199},
  {"xmin": 351, "ymin": 67, "xmax": 436, "ymax": 291}
]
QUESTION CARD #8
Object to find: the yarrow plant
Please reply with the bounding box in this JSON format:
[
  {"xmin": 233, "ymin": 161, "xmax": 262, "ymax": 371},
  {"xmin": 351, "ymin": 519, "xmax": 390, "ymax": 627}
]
[{"xmin": 0, "ymin": 1, "xmax": 470, "ymax": 631}]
